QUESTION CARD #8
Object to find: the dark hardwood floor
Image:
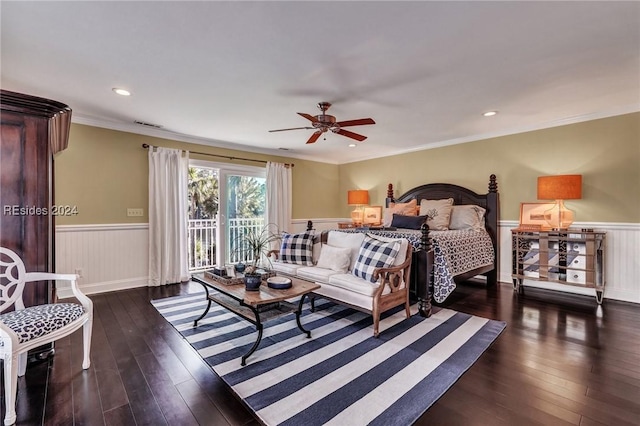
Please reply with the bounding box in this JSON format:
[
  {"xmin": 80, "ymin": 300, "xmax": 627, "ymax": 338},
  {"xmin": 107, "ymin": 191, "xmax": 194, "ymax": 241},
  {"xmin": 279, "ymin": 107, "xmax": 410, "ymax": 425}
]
[{"xmin": 2, "ymin": 280, "xmax": 639, "ymax": 425}]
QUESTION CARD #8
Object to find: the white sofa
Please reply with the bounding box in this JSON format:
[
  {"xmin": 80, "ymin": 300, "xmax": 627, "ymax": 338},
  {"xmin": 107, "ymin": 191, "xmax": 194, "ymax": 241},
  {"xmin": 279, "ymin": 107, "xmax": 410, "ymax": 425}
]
[{"xmin": 269, "ymin": 230, "xmax": 413, "ymax": 337}]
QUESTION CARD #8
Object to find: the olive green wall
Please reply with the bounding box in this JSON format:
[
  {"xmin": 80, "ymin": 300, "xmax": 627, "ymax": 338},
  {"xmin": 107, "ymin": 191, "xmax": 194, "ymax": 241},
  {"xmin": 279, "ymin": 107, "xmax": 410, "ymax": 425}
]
[
  {"xmin": 339, "ymin": 112, "xmax": 640, "ymax": 223},
  {"xmin": 56, "ymin": 112, "xmax": 639, "ymax": 226},
  {"xmin": 54, "ymin": 124, "xmax": 340, "ymax": 224}
]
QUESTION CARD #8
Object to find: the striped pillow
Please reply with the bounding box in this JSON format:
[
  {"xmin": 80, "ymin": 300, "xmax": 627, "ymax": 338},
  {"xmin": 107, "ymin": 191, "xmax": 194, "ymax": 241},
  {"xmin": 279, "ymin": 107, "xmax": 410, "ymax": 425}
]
[
  {"xmin": 279, "ymin": 232, "xmax": 314, "ymax": 266},
  {"xmin": 352, "ymin": 235, "xmax": 400, "ymax": 283}
]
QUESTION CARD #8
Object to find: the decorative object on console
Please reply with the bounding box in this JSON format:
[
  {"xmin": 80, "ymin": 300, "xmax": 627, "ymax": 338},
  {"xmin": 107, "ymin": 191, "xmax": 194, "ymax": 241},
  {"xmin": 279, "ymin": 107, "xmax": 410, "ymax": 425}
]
[
  {"xmin": 537, "ymin": 174, "xmax": 582, "ymax": 230},
  {"xmin": 518, "ymin": 202, "xmax": 556, "ymax": 229},
  {"xmin": 363, "ymin": 205, "xmax": 382, "ymax": 225},
  {"xmin": 348, "ymin": 189, "xmax": 369, "ymax": 225}
]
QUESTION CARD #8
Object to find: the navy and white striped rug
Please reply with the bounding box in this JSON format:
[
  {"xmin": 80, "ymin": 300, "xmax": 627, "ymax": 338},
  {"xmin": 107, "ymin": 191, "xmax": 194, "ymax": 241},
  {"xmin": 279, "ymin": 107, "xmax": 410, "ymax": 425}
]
[{"xmin": 151, "ymin": 292, "xmax": 506, "ymax": 426}]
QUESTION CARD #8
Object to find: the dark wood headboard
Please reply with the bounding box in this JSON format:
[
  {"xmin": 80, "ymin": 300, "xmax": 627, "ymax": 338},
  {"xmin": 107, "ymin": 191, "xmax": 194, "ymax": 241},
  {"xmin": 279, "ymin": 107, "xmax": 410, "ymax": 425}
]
[{"xmin": 385, "ymin": 174, "xmax": 500, "ymax": 285}]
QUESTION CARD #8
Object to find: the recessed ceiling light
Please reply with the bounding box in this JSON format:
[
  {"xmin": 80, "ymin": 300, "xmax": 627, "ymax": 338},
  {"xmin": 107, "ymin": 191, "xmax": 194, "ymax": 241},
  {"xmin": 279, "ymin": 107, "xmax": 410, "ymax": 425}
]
[
  {"xmin": 112, "ymin": 88, "xmax": 131, "ymax": 96},
  {"xmin": 348, "ymin": 144, "xmax": 356, "ymax": 148},
  {"xmin": 483, "ymin": 111, "xmax": 497, "ymax": 117}
]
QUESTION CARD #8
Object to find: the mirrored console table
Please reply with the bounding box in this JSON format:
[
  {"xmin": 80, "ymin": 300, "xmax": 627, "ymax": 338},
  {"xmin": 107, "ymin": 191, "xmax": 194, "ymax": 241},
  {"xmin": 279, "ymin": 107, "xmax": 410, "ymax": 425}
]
[{"xmin": 511, "ymin": 229, "xmax": 606, "ymax": 304}]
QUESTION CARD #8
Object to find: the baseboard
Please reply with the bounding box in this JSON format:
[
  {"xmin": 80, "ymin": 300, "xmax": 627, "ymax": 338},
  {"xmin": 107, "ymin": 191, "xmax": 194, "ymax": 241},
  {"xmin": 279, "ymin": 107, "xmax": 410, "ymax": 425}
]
[{"xmin": 57, "ymin": 277, "xmax": 149, "ymax": 299}]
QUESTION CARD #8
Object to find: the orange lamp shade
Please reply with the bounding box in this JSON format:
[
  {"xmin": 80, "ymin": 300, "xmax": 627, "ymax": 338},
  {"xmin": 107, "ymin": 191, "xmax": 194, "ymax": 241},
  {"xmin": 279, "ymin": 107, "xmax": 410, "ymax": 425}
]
[
  {"xmin": 347, "ymin": 190, "xmax": 369, "ymax": 205},
  {"xmin": 537, "ymin": 175, "xmax": 582, "ymax": 200}
]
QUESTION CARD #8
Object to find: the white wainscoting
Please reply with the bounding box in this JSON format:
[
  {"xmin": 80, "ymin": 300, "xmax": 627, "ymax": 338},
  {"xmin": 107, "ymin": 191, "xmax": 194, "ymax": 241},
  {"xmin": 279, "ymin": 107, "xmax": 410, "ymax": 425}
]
[
  {"xmin": 56, "ymin": 220, "xmax": 639, "ymax": 304},
  {"xmin": 55, "ymin": 224, "xmax": 149, "ymax": 298},
  {"xmin": 499, "ymin": 221, "xmax": 640, "ymax": 304}
]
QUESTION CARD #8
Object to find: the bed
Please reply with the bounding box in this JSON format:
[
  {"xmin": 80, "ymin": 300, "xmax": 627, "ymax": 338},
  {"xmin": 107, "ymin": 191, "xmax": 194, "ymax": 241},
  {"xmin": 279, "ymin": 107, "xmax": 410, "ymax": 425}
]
[{"xmin": 380, "ymin": 174, "xmax": 499, "ymax": 316}]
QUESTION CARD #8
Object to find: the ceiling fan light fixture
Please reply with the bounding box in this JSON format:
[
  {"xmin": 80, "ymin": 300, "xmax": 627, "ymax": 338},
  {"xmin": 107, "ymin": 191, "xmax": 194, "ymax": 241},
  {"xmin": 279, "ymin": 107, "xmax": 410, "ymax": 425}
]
[
  {"xmin": 348, "ymin": 144, "xmax": 356, "ymax": 148},
  {"xmin": 483, "ymin": 110, "xmax": 497, "ymax": 117}
]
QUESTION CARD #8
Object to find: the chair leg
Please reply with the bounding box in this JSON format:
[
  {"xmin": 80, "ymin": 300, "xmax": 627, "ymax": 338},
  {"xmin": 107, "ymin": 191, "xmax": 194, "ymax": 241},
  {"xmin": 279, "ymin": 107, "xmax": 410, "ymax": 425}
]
[
  {"xmin": 82, "ymin": 319, "xmax": 92, "ymax": 370},
  {"xmin": 17, "ymin": 352, "xmax": 27, "ymax": 377},
  {"xmin": 4, "ymin": 353, "xmax": 18, "ymax": 425},
  {"xmin": 405, "ymin": 298, "xmax": 411, "ymax": 319}
]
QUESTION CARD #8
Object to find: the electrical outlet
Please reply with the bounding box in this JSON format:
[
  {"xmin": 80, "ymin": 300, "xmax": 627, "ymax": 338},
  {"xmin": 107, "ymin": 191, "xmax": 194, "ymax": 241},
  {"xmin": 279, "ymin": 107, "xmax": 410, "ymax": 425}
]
[
  {"xmin": 127, "ymin": 208, "xmax": 144, "ymax": 217},
  {"xmin": 74, "ymin": 268, "xmax": 83, "ymax": 278}
]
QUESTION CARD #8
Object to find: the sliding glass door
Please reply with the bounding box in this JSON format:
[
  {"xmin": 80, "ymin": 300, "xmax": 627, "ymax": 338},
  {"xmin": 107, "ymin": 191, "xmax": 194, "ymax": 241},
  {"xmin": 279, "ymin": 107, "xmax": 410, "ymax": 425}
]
[{"xmin": 188, "ymin": 160, "xmax": 266, "ymax": 271}]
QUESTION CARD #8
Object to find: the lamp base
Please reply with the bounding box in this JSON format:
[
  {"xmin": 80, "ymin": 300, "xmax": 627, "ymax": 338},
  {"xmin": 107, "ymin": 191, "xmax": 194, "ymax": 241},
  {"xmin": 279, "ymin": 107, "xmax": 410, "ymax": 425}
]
[
  {"xmin": 544, "ymin": 200, "xmax": 575, "ymax": 230},
  {"xmin": 351, "ymin": 207, "xmax": 364, "ymax": 225}
]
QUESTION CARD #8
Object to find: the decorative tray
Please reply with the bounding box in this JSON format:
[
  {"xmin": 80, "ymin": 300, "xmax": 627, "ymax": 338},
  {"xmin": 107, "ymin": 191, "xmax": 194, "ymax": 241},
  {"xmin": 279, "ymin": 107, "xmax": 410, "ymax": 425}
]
[
  {"xmin": 266, "ymin": 276, "xmax": 292, "ymax": 289},
  {"xmin": 203, "ymin": 269, "xmax": 277, "ymax": 286},
  {"xmin": 203, "ymin": 270, "xmax": 244, "ymax": 286}
]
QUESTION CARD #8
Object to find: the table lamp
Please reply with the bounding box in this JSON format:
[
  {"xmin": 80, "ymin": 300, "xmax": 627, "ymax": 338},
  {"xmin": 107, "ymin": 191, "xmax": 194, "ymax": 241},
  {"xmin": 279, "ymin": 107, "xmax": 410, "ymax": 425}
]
[
  {"xmin": 537, "ymin": 174, "xmax": 582, "ymax": 230},
  {"xmin": 348, "ymin": 190, "xmax": 369, "ymax": 225}
]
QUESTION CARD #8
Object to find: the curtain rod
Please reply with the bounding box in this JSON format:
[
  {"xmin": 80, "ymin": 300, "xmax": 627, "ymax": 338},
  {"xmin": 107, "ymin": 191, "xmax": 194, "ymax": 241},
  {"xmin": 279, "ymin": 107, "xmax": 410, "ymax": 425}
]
[{"xmin": 141, "ymin": 144, "xmax": 294, "ymax": 167}]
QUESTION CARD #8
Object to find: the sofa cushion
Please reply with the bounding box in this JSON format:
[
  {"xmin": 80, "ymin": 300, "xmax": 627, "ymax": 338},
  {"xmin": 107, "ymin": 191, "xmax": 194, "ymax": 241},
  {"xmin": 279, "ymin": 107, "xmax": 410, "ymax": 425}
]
[
  {"xmin": 271, "ymin": 261, "xmax": 306, "ymax": 275},
  {"xmin": 327, "ymin": 231, "xmax": 365, "ymax": 271},
  {"xmin": 315, "ymin": 244, "xmax": 351, "ymax": 273},
  {"xmin": 279, "ymin": 232, "xmax": 314, "ymax": 266},
  {"xmin": 326, "ymin": 273, "xmax": 380, "ymax": 297},
  {"xmin": 297, "ymin": 266, "xmax": 339, "ymax": 283},
  {"xmin": 352, "ymin": 235, "xmax": 400, "ymax": 283}
]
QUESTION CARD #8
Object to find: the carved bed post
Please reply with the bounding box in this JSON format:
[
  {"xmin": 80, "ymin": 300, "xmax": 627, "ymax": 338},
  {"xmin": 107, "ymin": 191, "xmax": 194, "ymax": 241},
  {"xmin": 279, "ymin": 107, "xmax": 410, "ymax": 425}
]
[
  {"xmin": 416, "ymin": 223, "xmax": 433, "ymax": 317},
  {"xmin": 306, "ymin": 220, "xmax": 313, "ymax": 232},
  {"xmin": 385, "ymin": 183, "xmax": 394, "ymax": 207},
  {"xmin": 485, "ymin": 174, "xmax": 499, "ymax": 287}
]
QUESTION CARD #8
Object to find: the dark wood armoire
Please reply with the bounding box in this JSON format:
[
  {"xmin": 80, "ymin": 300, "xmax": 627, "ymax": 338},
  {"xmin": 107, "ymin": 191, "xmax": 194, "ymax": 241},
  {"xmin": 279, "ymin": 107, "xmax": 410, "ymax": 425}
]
[{"xmin": 0, "ymin": 90, "xmax": 72, "ymax": 359}]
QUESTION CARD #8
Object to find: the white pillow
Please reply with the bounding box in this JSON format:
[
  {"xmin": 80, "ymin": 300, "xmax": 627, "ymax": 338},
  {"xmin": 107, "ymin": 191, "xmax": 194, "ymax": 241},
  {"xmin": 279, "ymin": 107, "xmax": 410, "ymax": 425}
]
[
  {"xmin": 327, "ymin": 231, "xmax": 366, "ymax": 271},
  {"xmin": 419, "ymin": 198, "xmax": 454, "ymax": 231},
  {"xmin": 316, "ymin": 244, "xmax": 352, "ymax": 273},
  {"xmin": 449, "ymin": 205, "xmax": 486, "ymax": 230}
]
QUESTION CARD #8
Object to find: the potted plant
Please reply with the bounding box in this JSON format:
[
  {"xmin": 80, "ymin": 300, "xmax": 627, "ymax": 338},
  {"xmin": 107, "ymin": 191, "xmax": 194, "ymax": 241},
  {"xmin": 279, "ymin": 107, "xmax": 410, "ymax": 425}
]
[{"xmin": 234, "ymin": 224, "xmax": 281, "ymax": 291}]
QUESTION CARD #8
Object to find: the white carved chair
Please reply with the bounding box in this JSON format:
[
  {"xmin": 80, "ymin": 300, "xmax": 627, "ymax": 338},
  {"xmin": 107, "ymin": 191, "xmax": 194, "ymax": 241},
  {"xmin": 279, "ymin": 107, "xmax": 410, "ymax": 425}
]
[{"xmin": 0, "ymin": 247, "xmax": 93, "ymax": 425}]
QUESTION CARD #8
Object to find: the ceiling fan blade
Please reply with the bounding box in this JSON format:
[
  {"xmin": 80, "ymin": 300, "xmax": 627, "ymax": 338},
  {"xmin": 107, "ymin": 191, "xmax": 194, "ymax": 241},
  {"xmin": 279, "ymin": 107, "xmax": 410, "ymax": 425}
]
[
  {"xmin": 306, "ymin": 131, "xmax": 322, "ymax": 144},
  {"xmin": 336, "ymin": 129, "xmax": 367, "ymax": 142},
  {"xmin": 297, "ymin": 112, "xmax": 319, "ymax": 122},
  {"xmin": 269, "ymin": 126, "xmax": 314, "ymax": 132},
  {"xmin": 335, "ymin": 118, "xmax": 376, "ymax": 127}
]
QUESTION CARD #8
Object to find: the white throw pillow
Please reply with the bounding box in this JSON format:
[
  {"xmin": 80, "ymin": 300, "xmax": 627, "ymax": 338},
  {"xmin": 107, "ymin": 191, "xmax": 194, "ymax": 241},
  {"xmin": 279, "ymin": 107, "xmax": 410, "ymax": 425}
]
[
  {"xmin": 327, "ymin": 231, "xmax": 366, "ymax": 271},
  {"xmin": 316, "ymin": 244, "xmax": 352, "ymax": 273}
]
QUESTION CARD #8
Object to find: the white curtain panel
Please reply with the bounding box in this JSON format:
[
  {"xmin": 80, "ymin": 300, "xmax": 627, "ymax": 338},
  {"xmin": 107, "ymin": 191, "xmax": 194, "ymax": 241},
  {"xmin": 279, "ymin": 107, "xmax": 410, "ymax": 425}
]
[
  {"xmin": 148, "ymin": 147, "xmax": 190, "ymax": 286},
  {"xmin": 266, "ymin": 162, "xmax": 292, "ymax": 234}
]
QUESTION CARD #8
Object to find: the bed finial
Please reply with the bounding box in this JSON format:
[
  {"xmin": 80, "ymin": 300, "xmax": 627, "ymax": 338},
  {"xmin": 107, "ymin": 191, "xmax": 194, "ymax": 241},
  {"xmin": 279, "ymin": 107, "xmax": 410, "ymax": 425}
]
[
  {"xmin": 488, "ymin": 174, "xmax": 497, "ymax": 193},
  {"xmin": 387, "ymin": 183, "xmax": 394, "ymax": 199},
  {"xmin": 420, "ymin": 223, "xmax": 431, "ymax": 251},
  {"xmin": 306, "ymin": 220, "xmax": 313, "ymax": 231}
]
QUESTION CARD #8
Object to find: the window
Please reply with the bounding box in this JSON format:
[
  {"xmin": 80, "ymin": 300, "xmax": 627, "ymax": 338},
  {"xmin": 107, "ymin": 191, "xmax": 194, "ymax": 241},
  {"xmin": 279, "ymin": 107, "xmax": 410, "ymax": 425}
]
[{"xmin": 188, "ymin": 160, "xmax": 266, "ymax": 271}]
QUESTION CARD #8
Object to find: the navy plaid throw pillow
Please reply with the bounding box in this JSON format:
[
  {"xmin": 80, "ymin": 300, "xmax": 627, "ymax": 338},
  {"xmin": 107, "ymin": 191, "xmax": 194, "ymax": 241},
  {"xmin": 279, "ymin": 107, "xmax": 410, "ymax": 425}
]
[
  {"xmin": 352, "ymin": 235, "xmax": 400, "ymax": 283},
  {"xmin": 279, "ymin": 232, "xmax": 314, "ymax": 266}
]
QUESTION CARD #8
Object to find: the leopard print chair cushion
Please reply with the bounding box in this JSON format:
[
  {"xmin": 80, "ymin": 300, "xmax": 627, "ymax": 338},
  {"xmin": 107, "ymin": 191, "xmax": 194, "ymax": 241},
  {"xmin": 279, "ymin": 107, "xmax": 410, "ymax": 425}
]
[{"xmin": 0, "ymin": 303, "xmax": 85, "ymax": 343}]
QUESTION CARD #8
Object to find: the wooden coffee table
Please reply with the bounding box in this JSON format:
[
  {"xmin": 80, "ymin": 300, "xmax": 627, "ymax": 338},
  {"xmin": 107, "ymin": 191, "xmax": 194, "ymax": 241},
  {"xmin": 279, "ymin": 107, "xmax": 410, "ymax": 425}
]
[{"xmin": 191, "ymin": 272, "xmax": 320, "ymax": 365}]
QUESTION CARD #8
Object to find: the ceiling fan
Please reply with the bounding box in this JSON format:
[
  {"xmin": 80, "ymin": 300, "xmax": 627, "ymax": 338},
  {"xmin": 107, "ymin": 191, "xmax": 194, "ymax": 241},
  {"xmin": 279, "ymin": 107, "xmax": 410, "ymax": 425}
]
[{"xmin": 269, "ymin": 102, "xmax": 375, "ymax": 144}]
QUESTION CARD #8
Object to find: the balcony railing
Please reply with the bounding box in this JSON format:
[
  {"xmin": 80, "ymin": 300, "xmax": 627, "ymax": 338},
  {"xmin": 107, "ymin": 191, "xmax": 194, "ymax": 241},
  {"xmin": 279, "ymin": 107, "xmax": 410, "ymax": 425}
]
[
  {"xmin": 188, "ymin": 219, "xmax": 217, "ymax": 272},
  {"xmin": 188, "ymin": 217, "xmax": 265, "ymax": 272}
]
